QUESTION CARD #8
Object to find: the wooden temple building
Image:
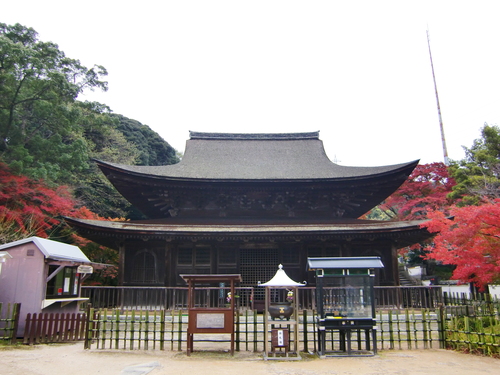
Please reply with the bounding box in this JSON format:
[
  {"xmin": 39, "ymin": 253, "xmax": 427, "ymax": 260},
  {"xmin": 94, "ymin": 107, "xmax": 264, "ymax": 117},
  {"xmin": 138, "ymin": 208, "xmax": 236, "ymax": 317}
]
[{"xmin": 66, "ymin": 131, "xmax": 431, "ymax": 292}]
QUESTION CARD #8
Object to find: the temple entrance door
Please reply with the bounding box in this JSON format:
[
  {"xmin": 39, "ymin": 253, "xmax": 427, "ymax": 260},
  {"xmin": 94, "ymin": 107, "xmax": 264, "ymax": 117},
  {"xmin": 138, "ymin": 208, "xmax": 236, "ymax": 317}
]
[{"xmin": 239, "ymin": 248, "xmax": 279, "ymax": 311}]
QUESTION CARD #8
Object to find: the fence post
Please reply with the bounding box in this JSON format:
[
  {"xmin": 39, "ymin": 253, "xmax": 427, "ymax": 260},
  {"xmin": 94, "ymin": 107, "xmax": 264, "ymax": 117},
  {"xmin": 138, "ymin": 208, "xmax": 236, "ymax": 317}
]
[
  {"xmin": 23, "ymin": 313, "xmax": 32, "ymax": 345},
  {"xmin": 422, "ymin": 309, "xmax": 428, "ymax": 349},
  {"xmin": 84, "ymin": 305, "xmax": 93, "ymax": 349},
  {"xmin": 244, "ymin": 310, "xmax": 248, "ymax": 351},
  {"xmin": 404, "ymin": 309, "xmax": 411, "ymax": 350},
  {"xmin": 312, "ymin": 309, "xmax": 317, "ymax": 353},
  {"xmin": 160, "ymin": 309, "xmax": 165, "ymax": 351},
  {"xmin": 235, "ymin": 310, "xmax": 240, "ymax": 352},
  {"xmin": 114, "ymin": 309, "xmax": 120, "ymax": 349},
  {"xmin": 388, "ymin": 310, "xmax": 394, "ymax": 349},
  {"xmin": 10, "ymin": 303, "xmax": 21, "ymax": 344},
  {"xmin": 177, "ymin": 310, "xmax": 182, "ymax": 351},
  {"xmin": 302, "ymin": 309, "xmax": 308, "ymax": 353},
  {"xmin": 437, "ymin": 305, "xmax": 446, "ymax": 349},
  {"xmin": 253, "ymin": 310, "xmax": 257, "ymax": 352}
]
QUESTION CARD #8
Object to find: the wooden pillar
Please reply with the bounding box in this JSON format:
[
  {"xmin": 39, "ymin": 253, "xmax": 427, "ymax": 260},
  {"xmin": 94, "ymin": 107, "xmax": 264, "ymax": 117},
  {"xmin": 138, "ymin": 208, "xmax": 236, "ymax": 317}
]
[
  {"xmin": 118, "ymin": 242, "xmax": 125, "ymax": 286},
  {"xmin": 391, "ymin": 242, "xmax": 400, "ymax": 286},
  {"xmin": 164, "ymin": 241, "xmax": 173, "ymax": 286}
]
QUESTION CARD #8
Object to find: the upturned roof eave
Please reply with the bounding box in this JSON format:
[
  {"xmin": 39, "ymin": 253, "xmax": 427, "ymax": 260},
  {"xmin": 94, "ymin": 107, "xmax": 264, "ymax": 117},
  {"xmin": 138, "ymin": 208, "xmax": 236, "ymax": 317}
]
[
  {"xmin": 95, "ymin": 158, "xmax": 420, "ymax": 184},
  {"xmin": 64, "ymin": 216, "xmax": 431, "ymax": 235},
  {"xmin": 64, "ymin": 217, "xmax": 433, "ymax": 251}
]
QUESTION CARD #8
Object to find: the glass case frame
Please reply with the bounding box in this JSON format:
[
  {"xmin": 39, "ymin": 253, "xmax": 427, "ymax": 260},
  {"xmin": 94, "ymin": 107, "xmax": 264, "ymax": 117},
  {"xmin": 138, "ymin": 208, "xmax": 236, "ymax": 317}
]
[{"xmin": 308, "ymin": 257, "xmax": 384, "ymax": 357}]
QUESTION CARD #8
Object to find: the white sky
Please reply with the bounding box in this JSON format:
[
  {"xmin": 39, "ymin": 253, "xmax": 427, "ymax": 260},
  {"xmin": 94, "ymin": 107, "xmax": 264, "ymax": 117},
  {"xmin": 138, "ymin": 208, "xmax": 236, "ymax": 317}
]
[{"xmin": 3, "ymin": 1, "xmax": 500, "ymax": 166}]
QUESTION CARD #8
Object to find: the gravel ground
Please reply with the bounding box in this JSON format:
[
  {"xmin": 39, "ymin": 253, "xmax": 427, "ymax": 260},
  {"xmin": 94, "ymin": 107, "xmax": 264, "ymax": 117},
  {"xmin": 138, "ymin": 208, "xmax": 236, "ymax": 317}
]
[{"xmin": 0, "ymin": 343, "xmax": 499, "ymax": 375}]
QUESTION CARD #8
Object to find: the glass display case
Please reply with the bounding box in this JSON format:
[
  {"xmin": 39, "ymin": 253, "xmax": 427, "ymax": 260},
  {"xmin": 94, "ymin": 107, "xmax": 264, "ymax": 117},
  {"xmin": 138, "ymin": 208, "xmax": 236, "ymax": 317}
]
[{"xmin": 318, "ymin": 272, "xmax": 375, "ymax": 319}]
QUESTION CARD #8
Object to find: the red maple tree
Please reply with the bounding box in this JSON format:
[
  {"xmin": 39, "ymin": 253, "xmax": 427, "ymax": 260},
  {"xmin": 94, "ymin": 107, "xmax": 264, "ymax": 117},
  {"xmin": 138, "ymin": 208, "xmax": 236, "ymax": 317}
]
[
  {"xmin": 0, "ymin": 162, "xmax": 96, "ymax": 240},
  {"xmin": 422, "ymin": 200, "xmax": 500, "ymax": 290},
  {"xmin": 0, "ymin": 163, "xmax": 118, "ymax": 283},
  {"xmin": 378, "ymin": 162, "xmax": 455, "ymax": 220}
]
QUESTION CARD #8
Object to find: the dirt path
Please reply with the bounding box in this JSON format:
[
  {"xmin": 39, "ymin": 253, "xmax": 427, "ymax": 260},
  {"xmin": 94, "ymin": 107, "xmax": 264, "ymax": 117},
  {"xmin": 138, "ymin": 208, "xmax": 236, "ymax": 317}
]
[{"xmin": 1, "ymin": 343, "xmax": 498, "ymax": 375}]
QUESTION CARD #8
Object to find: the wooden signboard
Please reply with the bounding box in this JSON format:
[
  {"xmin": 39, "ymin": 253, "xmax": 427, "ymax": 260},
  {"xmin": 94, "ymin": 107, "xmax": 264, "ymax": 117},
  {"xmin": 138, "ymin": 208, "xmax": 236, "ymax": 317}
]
[
  {"xmin": 181, "ymin": 274, "xmax": 242, "ymax": 356},
  {"xmin": 271, "ymin": 328, "xmax": 289, "ymax": 348},
  {"xmin": 188, "ymin": 308, "xmax": 234, "ymax": 334}
]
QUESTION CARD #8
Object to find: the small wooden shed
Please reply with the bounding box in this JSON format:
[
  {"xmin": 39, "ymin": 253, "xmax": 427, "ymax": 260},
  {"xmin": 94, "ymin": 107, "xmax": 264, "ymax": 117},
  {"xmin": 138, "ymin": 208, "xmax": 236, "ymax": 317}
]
[{"xmin": 0, "ymin": 237, "xmax": 94, "ymax": 336}]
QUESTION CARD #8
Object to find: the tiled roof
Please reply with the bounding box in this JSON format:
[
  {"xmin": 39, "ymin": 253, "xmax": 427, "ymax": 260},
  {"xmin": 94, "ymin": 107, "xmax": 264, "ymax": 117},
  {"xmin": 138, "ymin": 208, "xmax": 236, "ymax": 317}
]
[{"xmin": 96, "ymin": 131, "xmax": 418, "ymax": 181}]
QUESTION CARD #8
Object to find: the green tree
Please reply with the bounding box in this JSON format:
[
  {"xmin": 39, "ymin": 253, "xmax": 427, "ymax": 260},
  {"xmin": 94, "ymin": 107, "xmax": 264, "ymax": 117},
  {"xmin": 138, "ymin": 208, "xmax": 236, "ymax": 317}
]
[
  {"xmin": 0, "ymin": 22, "xmax": 108, "ymax": 182},
  {"xmin": 70, "ymin": 102, "xmax": 141, "ymax": 218},
  {"xmin": 0, "ymin": 23, "xmax": 179, "ymax": 220},
  {"xmin": 113, "ymin": 114, "xmax": 179, "ymax": 166},
  {"xmin": 448, "ymin": 124, "xmax": 500, "ymax": 204}
]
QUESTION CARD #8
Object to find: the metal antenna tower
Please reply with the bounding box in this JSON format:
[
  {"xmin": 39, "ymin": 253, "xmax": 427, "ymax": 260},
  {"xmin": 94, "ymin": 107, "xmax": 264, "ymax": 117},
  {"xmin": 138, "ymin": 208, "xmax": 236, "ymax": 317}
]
[{"xmin": 427, "ymin": 27, "xmax": 449, "ymax": 165}]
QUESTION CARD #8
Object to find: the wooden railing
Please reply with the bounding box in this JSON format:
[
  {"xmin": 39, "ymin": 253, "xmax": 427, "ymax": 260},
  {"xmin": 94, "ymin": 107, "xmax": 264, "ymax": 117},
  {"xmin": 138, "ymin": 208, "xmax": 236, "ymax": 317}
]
[{"xmin": 81, "ymin": 286, "xmax": 444, "ymax": 311}]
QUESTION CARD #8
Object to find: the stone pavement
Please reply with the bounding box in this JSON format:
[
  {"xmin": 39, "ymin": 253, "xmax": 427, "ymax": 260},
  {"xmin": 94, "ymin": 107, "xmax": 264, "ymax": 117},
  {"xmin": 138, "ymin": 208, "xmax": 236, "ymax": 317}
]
[{"xmin": 121, "ymin": 362, "xmax": 160, "ymax": 375}]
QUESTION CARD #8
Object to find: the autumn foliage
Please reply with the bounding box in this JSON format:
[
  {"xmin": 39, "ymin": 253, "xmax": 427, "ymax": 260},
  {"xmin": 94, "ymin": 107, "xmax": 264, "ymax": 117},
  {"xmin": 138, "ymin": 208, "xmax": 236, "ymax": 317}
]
[
  {"xmin": 0, "ymin": 163, "xmax": 118, "ymax": 283},
  {"xmin": 377, "ymin": 162, "xmax": 455, "ymax": 220},
  {"xmin": 370, "ymin": 159, "xmax": 500, "ymax": 290},
  {"xmin": 0, "ymin": 162, "xmax": 98, "ymax": 241},
  {"xmin": 422, "ymin": 200, "xmax": 500, "ymax": 290}
]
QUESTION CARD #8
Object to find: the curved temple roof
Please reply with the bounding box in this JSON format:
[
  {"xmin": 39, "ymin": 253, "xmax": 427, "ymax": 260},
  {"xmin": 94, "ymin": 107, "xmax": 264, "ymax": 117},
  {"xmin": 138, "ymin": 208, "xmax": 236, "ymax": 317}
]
[
  {"xmin": 64, "ymin": 216, "xmax": 433, "ymax": 250},
  {"xmin": 97, "ymin": 131, "xmax": 419, "ymax": 182}
]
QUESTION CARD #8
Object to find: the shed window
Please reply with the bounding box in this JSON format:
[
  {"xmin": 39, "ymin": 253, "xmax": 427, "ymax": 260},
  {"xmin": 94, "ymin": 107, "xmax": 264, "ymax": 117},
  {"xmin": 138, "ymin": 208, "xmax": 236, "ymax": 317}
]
[{"xmin": 46, "ymin": 266, "xmax": 79, "ymax": 298}]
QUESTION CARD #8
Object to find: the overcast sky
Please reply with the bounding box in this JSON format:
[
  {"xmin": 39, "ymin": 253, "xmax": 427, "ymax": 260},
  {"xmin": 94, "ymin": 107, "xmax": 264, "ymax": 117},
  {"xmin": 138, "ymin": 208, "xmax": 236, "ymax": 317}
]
[{"xmin": 3, "ymin": 1, "xmax": 500, "ymax": 166}]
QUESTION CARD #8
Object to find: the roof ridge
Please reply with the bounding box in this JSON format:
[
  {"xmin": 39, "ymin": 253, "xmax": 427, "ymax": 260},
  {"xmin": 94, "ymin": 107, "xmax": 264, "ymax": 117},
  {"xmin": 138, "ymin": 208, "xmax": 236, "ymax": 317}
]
[{"xmin": 188, "ymin": 131, "xmax": 320, "ymax": 140}]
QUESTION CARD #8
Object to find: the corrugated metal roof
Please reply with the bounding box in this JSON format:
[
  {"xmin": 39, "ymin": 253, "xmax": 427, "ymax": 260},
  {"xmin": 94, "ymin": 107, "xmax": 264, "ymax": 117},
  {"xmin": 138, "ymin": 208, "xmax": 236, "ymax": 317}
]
[
  {"xmin": 307, "ymin": 257, "xmax": 384, "ymax": 269},
  {"xmin": 0, "ymin": 237, "xmax": 90, "ymax": 263}
]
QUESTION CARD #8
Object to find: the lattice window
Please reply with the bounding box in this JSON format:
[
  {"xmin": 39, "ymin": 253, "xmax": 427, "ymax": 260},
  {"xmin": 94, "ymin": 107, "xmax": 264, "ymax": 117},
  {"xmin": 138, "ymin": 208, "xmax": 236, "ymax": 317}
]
[
  {"xmin": 131, "ymin": 251, "xmax": 156, "ymax": 283},
  {"xmin": 239, "ymin": 248, "xmax": 279, "ymax": 287},
  {"xmin": 195, "ymin": 246, "xmax": 211, "ymax": 265},
  {"xmin": 177, "ymin": 247, "xmax": 193, "ymax": 265},
  {"xmin": 282, "ymin": 247, "xmax": 300, "ymax": 264}
]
